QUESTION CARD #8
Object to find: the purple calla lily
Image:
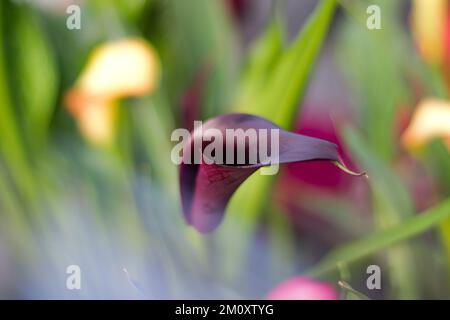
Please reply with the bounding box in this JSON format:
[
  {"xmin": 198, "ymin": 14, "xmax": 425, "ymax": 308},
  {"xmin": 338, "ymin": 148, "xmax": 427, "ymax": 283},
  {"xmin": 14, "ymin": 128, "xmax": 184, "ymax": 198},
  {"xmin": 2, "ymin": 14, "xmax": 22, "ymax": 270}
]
[{"xmin": 179, "ymin": 113, "xmax": 363, "ymax": 233}]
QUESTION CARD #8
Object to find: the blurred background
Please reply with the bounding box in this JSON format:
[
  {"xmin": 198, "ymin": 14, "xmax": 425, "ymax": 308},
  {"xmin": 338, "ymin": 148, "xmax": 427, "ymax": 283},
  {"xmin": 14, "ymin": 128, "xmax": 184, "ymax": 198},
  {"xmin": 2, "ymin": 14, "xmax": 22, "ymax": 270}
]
[{"xmin": 0, "ymin": 0, "xmax": 450, "ymax": 299}]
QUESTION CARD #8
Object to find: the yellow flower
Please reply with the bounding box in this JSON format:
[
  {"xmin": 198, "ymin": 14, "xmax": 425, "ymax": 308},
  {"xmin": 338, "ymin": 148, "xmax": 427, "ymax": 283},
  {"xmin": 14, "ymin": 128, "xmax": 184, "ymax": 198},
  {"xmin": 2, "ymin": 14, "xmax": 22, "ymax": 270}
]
[
  {"xmin": 402, "ymin": 98, "xmax": 450, "ymax": 150},
  {"xmin": 65, "ymin": 38, "xmax": 160, "ymax": 146},
  {"xmin": 77, "ymin": 39, "xmax": 160, "ymax": 100},
  {"xmin": 65, "ymin": 91, "xmax": 117, "ymax": 146},
  {"xmin": 411, "ymin": 0, "xmax": 448, "ymax": 66}
]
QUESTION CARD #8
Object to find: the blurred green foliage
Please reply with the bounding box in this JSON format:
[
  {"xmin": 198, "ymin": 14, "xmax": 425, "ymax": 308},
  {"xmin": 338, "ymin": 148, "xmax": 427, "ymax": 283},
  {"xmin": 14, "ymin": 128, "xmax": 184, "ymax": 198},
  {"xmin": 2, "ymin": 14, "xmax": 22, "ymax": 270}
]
[{"xmin": 0, "ymin": 0, "xmax": 449, "ymax": 299}]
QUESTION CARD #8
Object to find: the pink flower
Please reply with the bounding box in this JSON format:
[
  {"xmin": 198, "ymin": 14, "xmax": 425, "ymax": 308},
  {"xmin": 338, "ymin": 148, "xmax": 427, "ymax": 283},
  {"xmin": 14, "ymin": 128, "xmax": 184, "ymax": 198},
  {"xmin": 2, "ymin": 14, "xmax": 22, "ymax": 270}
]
[
  {"xmin": 286, "ymin": 107, "xmax": 354, "ymax": 192},
  {"xmin": 267, "ymin": 277, "xmax": 338, "ymax": 300}
]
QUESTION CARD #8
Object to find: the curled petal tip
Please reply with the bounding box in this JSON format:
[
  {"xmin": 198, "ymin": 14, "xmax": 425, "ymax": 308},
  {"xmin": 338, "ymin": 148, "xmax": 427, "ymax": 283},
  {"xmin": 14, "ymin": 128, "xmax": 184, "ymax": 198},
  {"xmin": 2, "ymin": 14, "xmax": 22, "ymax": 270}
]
[{"xmin": 332, "ymin": 161, "xmax": 366, "ymax": 178}]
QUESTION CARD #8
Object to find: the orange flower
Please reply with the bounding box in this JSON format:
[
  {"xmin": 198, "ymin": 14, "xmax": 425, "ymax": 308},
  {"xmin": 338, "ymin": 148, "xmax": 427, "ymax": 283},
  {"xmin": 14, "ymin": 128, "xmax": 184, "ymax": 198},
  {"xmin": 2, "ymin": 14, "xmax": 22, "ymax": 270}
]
[
  {"xmin": 411, "ymin": 0, "xmax": 449, "ymax": 66},
  {"xmin": 402, "ymin": 98, "xmax": 450, "ymax": 151},
  {"xmin": 65, "ymin": 38, "xmax": 160, "ymax": 146}
]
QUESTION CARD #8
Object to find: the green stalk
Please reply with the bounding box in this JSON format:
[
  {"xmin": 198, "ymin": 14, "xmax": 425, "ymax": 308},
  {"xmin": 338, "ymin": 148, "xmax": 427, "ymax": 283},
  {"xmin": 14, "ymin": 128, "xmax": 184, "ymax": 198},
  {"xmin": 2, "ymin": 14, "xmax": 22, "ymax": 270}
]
[
  {"xmin": 306, "ymin": 198, "xmax": 450, "ymax": 277},
  {"xmin": 0, "ymin": 1, "xmax": 36, "ymax": 205}
]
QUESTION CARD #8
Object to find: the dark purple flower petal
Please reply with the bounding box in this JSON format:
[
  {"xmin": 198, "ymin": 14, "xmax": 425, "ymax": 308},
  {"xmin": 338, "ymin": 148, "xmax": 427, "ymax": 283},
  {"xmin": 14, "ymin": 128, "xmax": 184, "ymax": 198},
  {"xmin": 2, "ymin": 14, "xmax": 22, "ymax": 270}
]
[{"xmin": 179, "ymin": 113, "xmax": 362, "ymax": 233}]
